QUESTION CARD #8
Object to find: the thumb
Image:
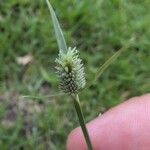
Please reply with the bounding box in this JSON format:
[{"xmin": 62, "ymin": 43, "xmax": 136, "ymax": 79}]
[{"xmin": 67, "ymin": 94, "xmax": 150, "ymax": 150}]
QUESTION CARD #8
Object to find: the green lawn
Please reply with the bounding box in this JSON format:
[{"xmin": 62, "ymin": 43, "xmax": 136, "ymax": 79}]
[{"xmin": 0, "ymin": 0, "xmax": 150, "ymax": 149}]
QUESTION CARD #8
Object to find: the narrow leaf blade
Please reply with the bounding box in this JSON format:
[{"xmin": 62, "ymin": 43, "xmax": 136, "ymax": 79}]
[
  {"xmin": 93, "ymin": 37, "xmax": 135, "ymax": 83},
  {"xmin": 46, "ymin": 0, "xmax": 67, "ymax": 53}
]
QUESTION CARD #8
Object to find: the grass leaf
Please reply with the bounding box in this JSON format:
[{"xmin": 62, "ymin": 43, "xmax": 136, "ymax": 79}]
[
  {"xmin": 22, "ymin": 93, "xmax": 65, "ymax": 101},
  {"xmin": 46, "ymin": 0, "xmax": 67, "ymax": 53},
  {"xmin": 93, "ymin": 37, "xmax": 135, "ymax": 83}
]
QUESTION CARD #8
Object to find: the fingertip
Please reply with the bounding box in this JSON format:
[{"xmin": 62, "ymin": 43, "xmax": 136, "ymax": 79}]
[
  {"xmin": 67, "ymin": 127, "xmax": 87, "ymax": 150},
  {"xmin": 66, "ymin": 94, "xmax": 150, "ymax": 150}
]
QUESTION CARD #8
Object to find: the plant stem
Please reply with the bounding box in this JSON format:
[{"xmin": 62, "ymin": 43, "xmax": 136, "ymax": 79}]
[{"xmin": 72, "ymin": 94, "xmax": 93, "ymax": 150}]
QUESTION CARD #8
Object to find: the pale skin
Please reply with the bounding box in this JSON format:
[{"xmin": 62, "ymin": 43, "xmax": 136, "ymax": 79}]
[{"xmin": 67, "ymin": 94, "xmax": 150, "ymax": 150}]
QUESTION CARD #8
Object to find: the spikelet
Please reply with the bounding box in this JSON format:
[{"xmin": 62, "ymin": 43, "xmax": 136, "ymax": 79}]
[{"xmin": 55, "ymin": 47, "xmax": 86, "ymax": 94}]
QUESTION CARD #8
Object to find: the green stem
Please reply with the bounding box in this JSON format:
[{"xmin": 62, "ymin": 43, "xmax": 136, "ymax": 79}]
[{"xmin": 72, "ymin": 94, "xmax": 93, "ymax": 150}]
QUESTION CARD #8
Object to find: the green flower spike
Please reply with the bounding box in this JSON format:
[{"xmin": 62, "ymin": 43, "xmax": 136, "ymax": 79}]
[{"xmin": 55, "ymin": 47, "xmax": 86, "ymax": 94}]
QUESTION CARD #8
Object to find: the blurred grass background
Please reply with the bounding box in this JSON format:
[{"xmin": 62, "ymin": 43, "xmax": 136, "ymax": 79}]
[{"xmin": 0, "ymin": 0, "xmax": 150, "ymax": 149}]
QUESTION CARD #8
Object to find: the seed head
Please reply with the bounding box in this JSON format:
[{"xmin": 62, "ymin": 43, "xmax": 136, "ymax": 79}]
[{"xmin": 55, "ymin": 47, "xmax": 86, "ymax": 94}]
